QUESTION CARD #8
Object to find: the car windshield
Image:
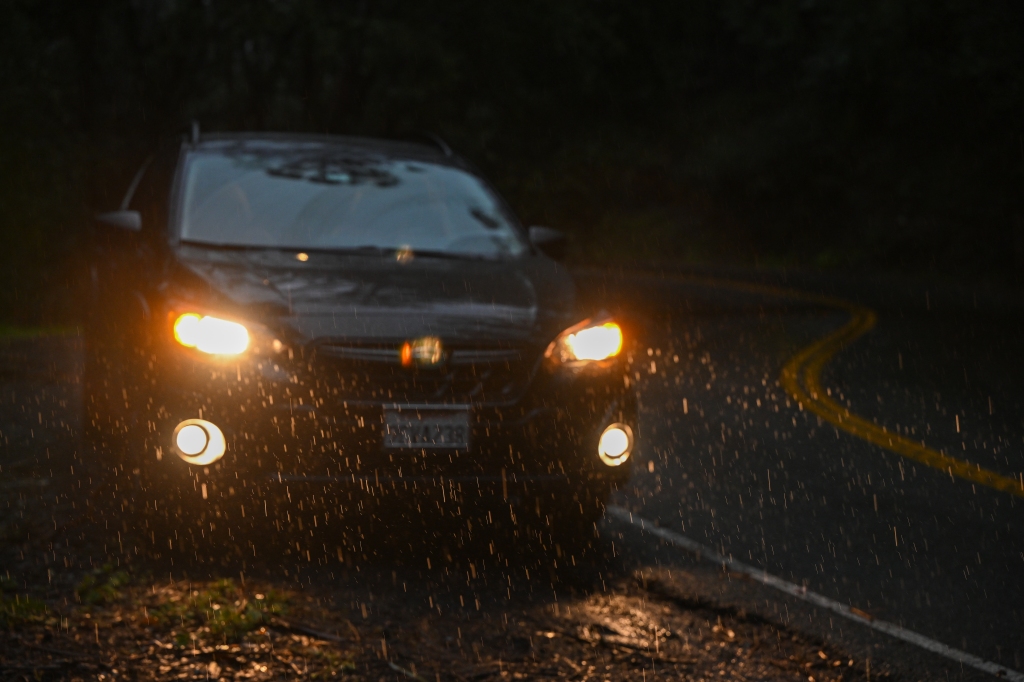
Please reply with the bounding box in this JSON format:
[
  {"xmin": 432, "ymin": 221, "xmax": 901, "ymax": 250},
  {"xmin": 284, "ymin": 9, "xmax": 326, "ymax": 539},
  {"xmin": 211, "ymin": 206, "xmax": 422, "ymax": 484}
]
[{"xmin": 178, "ymin": 143, "xmax": 527, "ymax": 258}]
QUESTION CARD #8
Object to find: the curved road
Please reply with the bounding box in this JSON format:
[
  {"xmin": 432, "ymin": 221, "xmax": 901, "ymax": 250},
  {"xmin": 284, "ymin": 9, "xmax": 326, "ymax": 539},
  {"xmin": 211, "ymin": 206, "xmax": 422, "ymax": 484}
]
[{"xmin": 582, "ymin": 270, "xmax": 1024, "ymax": 673}]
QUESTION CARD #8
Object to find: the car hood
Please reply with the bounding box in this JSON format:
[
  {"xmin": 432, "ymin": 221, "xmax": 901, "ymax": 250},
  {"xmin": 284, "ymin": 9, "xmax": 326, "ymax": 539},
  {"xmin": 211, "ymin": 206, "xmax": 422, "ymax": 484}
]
[{"xmin": 172, "ymin": 246, "xmax": 575, "ymax": 345}]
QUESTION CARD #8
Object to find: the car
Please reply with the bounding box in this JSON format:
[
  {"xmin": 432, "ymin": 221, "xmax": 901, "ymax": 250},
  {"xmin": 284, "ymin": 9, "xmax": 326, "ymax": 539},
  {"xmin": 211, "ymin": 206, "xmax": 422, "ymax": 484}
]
[{"xmin": 83, "ymin": 131, "xmax": 637, "ymax": 552}]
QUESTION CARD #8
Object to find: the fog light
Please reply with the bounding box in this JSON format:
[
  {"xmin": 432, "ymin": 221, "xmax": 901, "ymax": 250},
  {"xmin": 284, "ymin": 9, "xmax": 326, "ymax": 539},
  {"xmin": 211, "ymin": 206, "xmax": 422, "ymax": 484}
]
[
  {"xmin": 598, "ymin": 423, "xmax": 633, "ymax": 466},
  {"xmin": 172, "ymin": 419, "xmax": 226, "ymax": 466},
  {"xmin": 176, "ymin": 424, "xmax": 208, "ymax": 455}
]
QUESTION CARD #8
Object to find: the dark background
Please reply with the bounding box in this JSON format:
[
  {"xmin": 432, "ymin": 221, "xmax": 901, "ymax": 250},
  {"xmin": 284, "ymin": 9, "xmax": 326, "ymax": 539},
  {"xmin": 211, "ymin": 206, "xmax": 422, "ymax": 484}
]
[{"xmin": 3, "ymin": 0, "xmax": 1024, "ymax": 323}]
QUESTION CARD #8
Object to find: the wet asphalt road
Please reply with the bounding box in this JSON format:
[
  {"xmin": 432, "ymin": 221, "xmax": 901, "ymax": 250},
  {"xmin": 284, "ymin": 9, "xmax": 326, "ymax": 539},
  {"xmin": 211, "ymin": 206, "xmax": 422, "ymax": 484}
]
[
  {"xmin": 2, "ymin": 269, "xmax": 1023, "ymax": 677},
  {"xmin": 584, "ymin": 270, "xmax": 1024, "ymax": 672}
]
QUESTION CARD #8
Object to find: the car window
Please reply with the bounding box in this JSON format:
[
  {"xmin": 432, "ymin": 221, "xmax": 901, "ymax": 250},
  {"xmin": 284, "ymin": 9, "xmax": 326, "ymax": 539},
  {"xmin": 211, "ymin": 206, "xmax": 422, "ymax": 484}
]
[{"xmin": 178, "ymin": 145, "xmax": 527, "ymax": 258}]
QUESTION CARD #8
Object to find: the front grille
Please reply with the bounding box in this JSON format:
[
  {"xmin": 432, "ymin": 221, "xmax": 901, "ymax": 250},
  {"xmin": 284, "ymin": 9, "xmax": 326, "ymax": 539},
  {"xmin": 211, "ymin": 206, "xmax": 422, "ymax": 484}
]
[{"xmin": 311, "ymin": 340, "xmax": 540, "ymax": 405}]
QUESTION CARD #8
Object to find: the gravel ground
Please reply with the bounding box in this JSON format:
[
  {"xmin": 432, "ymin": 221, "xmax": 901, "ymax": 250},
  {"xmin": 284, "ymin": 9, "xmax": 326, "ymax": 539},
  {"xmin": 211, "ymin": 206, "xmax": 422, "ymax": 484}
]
[
  {"xmin": 1, "ymin": 566, "xmax": 876, "ymax": 681},
  {"xmin": 1, "ymin": 489, "xmax": 879, "ymax": 682}
]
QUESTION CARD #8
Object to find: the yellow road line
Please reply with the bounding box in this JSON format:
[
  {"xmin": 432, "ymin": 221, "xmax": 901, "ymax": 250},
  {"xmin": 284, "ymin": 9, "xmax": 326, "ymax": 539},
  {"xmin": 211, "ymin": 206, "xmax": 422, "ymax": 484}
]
[
  {"xmin": 621, "ymin": 270, "xmax": 1024, "ymax": 498},
  {"xmin": 777, "ymin": 296, "xmax": 1024, "ymax": 498}
]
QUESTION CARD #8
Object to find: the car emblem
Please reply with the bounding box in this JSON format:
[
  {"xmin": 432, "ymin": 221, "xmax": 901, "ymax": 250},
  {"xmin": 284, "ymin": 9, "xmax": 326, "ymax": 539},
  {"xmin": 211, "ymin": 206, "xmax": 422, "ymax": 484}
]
[{"xmin": 400, "ymin": 336, "xmax": 445, "ymax": 368}]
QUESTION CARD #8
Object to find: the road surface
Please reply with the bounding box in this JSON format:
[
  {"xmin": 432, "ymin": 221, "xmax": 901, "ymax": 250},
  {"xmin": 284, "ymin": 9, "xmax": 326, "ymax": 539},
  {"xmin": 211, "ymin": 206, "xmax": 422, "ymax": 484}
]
[
  {"xmin": 2, "ymin": 268, "xmax": 1022, "ymax": 678},
  {"xmin": 587, "ymin": 269, "xmax": 1024, "ymax": 673}
]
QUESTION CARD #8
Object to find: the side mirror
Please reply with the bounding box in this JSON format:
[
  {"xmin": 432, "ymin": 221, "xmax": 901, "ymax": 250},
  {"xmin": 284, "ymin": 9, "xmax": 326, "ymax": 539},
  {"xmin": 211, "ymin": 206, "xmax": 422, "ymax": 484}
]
[
  {"xmin": 528, "ymin": 225, "xmax": 567, "ymax": 261},
  {"xmin": 96, "ymin": 210, "xmax": 142, "ymax": 232}
]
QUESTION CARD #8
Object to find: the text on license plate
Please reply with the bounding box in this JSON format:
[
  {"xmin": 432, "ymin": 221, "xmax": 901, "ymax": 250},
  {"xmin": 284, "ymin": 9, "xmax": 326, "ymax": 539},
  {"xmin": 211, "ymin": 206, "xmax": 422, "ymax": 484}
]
[{"xmin": 383, "ymin": 409, "xmax": 470, "ymax": 450}]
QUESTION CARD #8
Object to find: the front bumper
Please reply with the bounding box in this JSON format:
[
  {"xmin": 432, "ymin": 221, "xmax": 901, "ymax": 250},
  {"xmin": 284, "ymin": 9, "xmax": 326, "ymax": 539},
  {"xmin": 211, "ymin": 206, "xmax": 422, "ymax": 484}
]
[{"xmin": 122, "ymin": 347, "xmax": 638, "ymax": 507}]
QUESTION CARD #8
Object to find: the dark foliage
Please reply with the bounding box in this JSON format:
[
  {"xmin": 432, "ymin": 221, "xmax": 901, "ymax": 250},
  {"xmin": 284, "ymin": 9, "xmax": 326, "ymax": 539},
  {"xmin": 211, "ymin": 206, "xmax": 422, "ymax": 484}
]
[{"xmin": 2, "ymin": 0, "xmax": 1023, "ymax": 321}]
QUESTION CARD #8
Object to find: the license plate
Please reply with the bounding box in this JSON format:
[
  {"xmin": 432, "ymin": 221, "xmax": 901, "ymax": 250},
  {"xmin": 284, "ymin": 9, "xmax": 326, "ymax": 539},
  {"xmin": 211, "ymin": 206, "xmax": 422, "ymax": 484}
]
[{"xmin": 383, "ymin": 407, "xmax": 471, "ymax": 450}]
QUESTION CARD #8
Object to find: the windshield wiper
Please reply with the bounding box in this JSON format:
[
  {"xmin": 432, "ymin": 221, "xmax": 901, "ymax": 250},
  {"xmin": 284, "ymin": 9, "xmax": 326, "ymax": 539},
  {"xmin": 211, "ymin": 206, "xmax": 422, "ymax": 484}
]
[
  {"xmin": 398, "ymin": 248, "xmax": 501, "ymax": 261},
  {"xmin": 179, "ymin": 241, "xmax": 387, "ymax": 255},
  {"xmin": 179, "ymin": 241, "xmax": 505, "ymax": 261}
]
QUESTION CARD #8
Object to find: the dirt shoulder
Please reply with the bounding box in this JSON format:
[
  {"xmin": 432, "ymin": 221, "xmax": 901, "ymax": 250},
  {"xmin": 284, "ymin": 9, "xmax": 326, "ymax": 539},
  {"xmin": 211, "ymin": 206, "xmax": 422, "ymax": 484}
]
[{"xmin": 1, "ymin": 565, "xmax": 872, "ymax": 681}]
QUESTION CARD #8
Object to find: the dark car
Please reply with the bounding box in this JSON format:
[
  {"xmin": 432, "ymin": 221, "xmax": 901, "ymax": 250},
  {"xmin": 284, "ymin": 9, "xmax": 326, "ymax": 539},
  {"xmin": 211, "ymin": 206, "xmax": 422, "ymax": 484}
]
[{"xmin": 83, "ymin": 132, "xmax": 637, "ymax": 550}]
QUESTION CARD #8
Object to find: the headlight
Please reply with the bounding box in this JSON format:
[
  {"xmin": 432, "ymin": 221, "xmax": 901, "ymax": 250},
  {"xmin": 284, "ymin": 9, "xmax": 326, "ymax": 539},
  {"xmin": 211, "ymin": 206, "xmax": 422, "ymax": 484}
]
[
  {"xmin": 546, "ymin": 319, "xmax": 623, "ymax": 365},
  {"xmin": 173, "ymin": 313, "xmax": 250, "ymax": 355}
]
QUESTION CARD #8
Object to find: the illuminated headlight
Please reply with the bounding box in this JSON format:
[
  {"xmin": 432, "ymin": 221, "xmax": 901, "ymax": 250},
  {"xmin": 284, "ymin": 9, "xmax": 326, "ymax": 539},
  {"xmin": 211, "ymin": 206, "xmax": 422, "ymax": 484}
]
[
  {"xmin": 546, "ymin": 319, "xmax": 623, "ymax": 365},
  {"xmin": 173, "ymin": 313, "xmax": 249, "ymax": 355}
]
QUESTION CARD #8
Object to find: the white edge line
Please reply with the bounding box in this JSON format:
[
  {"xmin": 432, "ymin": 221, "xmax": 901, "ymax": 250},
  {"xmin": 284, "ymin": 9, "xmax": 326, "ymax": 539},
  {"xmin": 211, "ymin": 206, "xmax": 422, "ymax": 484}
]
[{"xmin": 606, "ymin": 505, "xmax": 1023, "ymax": 682}]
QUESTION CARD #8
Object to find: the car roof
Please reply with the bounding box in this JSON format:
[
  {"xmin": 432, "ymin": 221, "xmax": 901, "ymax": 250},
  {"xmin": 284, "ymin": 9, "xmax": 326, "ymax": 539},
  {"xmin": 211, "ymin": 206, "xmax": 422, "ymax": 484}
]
[{"xmin": 188, "ymin": 132, "xmax": 463, "ymax": 168}]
